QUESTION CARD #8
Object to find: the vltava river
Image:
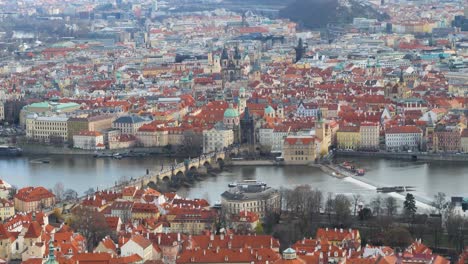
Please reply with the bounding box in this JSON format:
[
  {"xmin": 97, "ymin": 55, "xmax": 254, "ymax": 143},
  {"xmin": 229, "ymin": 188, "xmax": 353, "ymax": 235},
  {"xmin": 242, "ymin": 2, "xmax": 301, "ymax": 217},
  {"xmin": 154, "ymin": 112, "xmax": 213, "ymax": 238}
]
[{"xmin": 1, "ymin": 155, "xmax": 467, "ymax": 207}]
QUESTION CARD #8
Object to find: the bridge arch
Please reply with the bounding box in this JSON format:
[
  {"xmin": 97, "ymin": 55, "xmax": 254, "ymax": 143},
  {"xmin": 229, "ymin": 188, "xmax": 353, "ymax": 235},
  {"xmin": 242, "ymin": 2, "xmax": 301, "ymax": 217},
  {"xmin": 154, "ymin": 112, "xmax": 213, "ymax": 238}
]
[{"xmin": 161, "ymin": 176, "xmax": 170, "ymax": 182}]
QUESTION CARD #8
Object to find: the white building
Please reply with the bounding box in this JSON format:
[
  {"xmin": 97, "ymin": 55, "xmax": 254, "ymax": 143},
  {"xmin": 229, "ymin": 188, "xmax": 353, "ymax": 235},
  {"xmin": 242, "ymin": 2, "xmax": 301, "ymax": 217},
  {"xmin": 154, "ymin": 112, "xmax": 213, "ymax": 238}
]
[
  {"xmin": 385, "ymin": 126, "xmax": 422, "ymax": 151},
  {"xmin": 203, "ymin": 123, "xmax": 234, "ymax": 153},
  {"xmin": 0, "ymin": 179, "xmax": 12, "ymax": 199},
  {"xmin": 258, "ymin": 126, "xmax": 290, "ymax": 153},
  {"xmin": 112, "ymin": 115, "xmax": 150, "ymax": 135},
  {"xmin": 0, "ymin": 102, "xmax": 4, "ymax": 122},
  {"xmin": 120, "ymin": 235, "xmax": 155, "ymax": 261},
  {"xmin": 26, "ymin": 115, "xmax": 69, "ymax": 143},
  {"xmin": 296, "ymin": 101, "xmax": 320, "ymax": 117},
  {"xmin": 73, "ymin": 131, "xmax": 105, "ymax": 150}
]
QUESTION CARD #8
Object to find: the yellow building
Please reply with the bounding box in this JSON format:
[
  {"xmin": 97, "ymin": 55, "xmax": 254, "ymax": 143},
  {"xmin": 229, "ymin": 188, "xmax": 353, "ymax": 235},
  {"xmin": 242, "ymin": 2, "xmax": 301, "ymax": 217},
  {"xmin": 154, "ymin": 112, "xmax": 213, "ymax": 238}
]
[
  {"xmin": 337, "ymin": 126, "xmax": 361, "ymax": 150},
  {"xmin": 283, "ymin": 136, "xmax": 321, "ymax": 164},
  {"xmin": 131, "ymin": 203, "xmax": 160, "ymax": 220},
  {"xmin": 461, "ymin": 129, "xmax": 468, "ymax": 153},
  {"xmin": 0, "ymin": 199, "xmax": 14, "ymax": 221},
  {"xmin": 26, "ymin": 115, "xmax": 69, "ymax": 144}
]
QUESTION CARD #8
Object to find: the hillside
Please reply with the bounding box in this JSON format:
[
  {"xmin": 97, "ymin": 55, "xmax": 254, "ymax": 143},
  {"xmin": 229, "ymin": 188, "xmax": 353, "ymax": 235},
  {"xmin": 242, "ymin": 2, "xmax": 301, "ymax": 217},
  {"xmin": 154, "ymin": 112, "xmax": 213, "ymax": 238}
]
[{"xmin": 279, "ymin": 0, "xmax": 389, "ymax": 29}]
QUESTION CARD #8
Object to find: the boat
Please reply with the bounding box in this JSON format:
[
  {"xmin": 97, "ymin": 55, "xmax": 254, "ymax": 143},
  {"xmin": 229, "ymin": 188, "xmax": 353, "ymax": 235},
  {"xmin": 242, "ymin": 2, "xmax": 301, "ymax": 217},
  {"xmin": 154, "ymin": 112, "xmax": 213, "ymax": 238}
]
[
  {"xmin": 377, "ymin": 186, "xmax": 415, "ymax": 193},
  {"xmin": 30, "ymin": 159, "xmax": 50, "ymax": 164},
  {"xmin": 0, "ymin": 146, "xmax": 23, "ymax": 156},
  {"xmin": 356, "ymin": 169, "xmax": 365, "ymax": 176}
]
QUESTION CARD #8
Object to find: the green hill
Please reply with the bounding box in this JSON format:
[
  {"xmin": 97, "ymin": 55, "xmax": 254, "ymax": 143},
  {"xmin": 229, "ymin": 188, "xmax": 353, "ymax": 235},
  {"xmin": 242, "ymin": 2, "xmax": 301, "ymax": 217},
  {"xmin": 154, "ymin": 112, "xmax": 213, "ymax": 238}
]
[{"xmin": 279, "ymin": 0, "xmax": 389, "ymax": 29}]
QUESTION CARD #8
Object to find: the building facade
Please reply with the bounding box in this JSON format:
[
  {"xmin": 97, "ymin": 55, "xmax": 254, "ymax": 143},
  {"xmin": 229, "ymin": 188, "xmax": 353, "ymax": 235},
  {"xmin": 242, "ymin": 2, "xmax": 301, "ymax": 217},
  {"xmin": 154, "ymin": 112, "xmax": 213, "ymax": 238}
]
[
  {"xmin": 337, "ymin": 126, "xmax": 361, "ymax": 150},
  {"xmin": 203, "ymin": 123, "xmax": 234, "ymax": 153},
  {"xmin": 282, "ymin": 135, "xmax": 321, "ymax": 164},
  {"xmin": 359, "ymin": 122, "xmax": 380, "ymax": 150},
  {"xmin": 73, "ymin": 131, "xmax": 105, "ymax": 150},
  {"xmin": 461, "ymin": 129, "xmax": 468, "ymax": 153},
  {"xmin": 221, "ymin": 181, "xmax": 281, "ymax": 218},
  {"xmin": 14, "ymin": 187, "xmax": 56, "ymax": 212},
  {"xmin": 26, "ymin": 115, "xmax": 69, "ymax": 144},
  {"xmin": 433, "ymin": 125, "xmax": 461, "ymax": 153},
  {"xmin": 112, "ymin": 115, "xmax": 149, "ymax": 135},
  {"xmin": 385, "ymin": 126, "xmax": 423, "ymax": 151}
]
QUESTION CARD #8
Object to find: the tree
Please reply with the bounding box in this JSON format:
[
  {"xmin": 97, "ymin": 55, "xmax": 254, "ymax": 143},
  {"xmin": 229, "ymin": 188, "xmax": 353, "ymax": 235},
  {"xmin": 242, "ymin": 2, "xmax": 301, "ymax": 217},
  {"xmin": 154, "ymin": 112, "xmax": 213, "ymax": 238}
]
[
  {"xmin": 403, "ymin": 193, "xmax": 417, "ymax": 216},
  {"xmin": 445, "ymin": 206, "xmax": 468, "ymax": 252},
  {"xmin": 84, "ymin": 188, "xmax": 95, "ymax": 196},
  {"xmin": 8, "ymin": 185, "xmax": 17, "ymax": 200},
  {"xmin": 431, "ymin": 192, "xmax": 447, "ymax": 214},
  {"xmin": 359, "ymin": 207, "xmax": 372, "ymax": 221},
  {"xmin": 63, "ymin": 189, "xmax": 78, "ymax": 201},
  {"xmin": 53, "ymin": 182, "xmax": 65, "ymax": 201},
  {"xmin": 255, "ymin": 222, "xmax": 264, "ymax": 235},
  {"xmin": 333, "ymin": 194, "xmax": 352, "ymax": 225},
  {"xmin": 352, "ymin": 194, "xmax": 363, "ymax": 216},
  {"xmin": 382, "ymin": 227, "xmax": 413, "ymax": 248},
  {"xmin": 384, "ymin": 196, "xmax": 399, "ymax": 216},
  {"xmin": 71, "ymin": 206, "xmax": 113, "ymax": 252},
  {"xmin": 325, "ymin": 192, "xmax": 334, "ymax": 222},
  {"xmin": 370, "ymin": 195, "xmax": 383, "ymax": 217}
]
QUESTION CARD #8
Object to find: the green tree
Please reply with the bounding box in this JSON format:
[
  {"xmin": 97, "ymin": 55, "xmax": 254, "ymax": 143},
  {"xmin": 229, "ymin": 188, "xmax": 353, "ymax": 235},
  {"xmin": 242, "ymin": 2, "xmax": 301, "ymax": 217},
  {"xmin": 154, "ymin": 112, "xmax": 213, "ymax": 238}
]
[
  {"xmin": 403, "ymin": 193, "xmax": 417, "ymax": 216},
  {"xmin": 255, "ymin": 222, "xmax": 264, "ymax": 234}
]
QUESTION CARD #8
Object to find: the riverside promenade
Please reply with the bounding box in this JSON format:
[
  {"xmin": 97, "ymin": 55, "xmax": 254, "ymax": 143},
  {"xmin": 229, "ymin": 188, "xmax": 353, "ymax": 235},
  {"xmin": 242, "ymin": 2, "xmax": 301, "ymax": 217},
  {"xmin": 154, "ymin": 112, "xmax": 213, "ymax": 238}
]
[{"xmin": 336, "ymin": 150, "xmax": 468, "ymax": 162}]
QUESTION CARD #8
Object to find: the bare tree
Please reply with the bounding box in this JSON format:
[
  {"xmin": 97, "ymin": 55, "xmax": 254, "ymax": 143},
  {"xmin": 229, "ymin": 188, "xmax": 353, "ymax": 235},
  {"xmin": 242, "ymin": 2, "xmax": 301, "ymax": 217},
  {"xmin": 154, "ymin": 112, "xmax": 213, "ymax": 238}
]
[
  {"xmin": 71, "ymin": 206, "xmax": 113, "ymax": 252},
  {"xmin": 84, "ymin": 188, "xmax": 95, "ymax": 196},
  {"xmin": 333, "ymin": 194, "xmax": 352, "ymax": 225},
  {"xmin": 370, "ymin": 195, "xmax": 383, "ymax": 217},
  {"xmin": 8, "ymin": 185, "xmax": 17, "ymax": 200},
  {"xmin": 431, "ymin": 192, "xmax": 447, "ymax": 214},
  {"xmin": 325, "ymin": 192, "xmax": 334, "ymax": 222},
  {"xmin": 352, "ymin": 194, "xmax": 362, "ymax": 216},
  {"xmin": 53, "ymin": 182, "xmax": 65, "ymax": 202},
  {"xmin": 384, "ymin": 196, "xmax": 399, "ymax": 216},
  {"xmin": 63, "ymin": 189, "xmax": 78, "ymax": 201}
]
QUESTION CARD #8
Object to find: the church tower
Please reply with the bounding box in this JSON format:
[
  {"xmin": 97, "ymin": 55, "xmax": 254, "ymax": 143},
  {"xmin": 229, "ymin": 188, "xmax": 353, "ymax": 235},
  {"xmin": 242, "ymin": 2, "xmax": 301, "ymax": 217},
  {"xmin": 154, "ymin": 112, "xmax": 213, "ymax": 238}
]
[{"xmin": 238, "ymin": 87, "xmax": 247, "ymax": 114}]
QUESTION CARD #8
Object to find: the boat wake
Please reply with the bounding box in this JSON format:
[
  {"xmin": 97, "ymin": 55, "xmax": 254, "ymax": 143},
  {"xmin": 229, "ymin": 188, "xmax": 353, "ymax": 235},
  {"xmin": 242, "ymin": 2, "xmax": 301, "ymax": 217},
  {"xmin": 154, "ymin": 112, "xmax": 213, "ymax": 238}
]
[{"xmin": 343, "ymin": 176, "xmax": 434, "ymax": 212}]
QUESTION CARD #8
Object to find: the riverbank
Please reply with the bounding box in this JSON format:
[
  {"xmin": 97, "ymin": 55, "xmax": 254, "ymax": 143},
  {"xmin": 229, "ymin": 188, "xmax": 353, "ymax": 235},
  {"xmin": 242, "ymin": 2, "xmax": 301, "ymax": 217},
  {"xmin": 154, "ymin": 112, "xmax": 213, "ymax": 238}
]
[
  {"xmin": 226, "ymin": 160, "xmax": 277, "ymax": 166},
  {"xmin": 17, "ymin": 143, "xmax": 187, "ymax": 157},
  {"xmin": 336, "ymin": 150, "xmax": 468, "ymax": 162}
]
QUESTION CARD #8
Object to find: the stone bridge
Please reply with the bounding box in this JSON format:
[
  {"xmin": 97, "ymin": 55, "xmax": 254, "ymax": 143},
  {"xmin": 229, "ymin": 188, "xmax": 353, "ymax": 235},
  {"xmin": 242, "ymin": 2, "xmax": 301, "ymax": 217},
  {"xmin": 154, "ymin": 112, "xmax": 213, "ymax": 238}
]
[{"xmin": 106, "ymin": 151, "xmax": 226, "ymax": 191}]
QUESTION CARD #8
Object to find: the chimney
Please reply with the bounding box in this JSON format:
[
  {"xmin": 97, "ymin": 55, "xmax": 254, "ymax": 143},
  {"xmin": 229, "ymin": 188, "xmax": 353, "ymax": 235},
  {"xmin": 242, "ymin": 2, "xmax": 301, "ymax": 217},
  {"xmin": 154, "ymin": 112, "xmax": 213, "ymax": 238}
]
[
  {"xmin": 220, "ymin": 233, "xmax": 224, "ymax": 240},
  {"xmin": 177, "ymin": 232, "xmax": 181, "ymax": 242},
  {"xmin": 157, "ymin": 235, "xmax": 161, "ymax": 245},
  {"xmin": 210, "ymin": 233, "xmax": 214, "ymax": 241},
  {"xmin": 216, "ymin": 247, "xmax": 219, "ymax": 253},
  {"xmin": 340, "ymin": 228, "xmax": 343, "ymax": 233},
  {"xmin": 203, "ymin": 250, "xmax": 206, "ymax": 256},
  {"xmin": 146, "ymin": 233, "xmax": 149, "ymax": 239}
]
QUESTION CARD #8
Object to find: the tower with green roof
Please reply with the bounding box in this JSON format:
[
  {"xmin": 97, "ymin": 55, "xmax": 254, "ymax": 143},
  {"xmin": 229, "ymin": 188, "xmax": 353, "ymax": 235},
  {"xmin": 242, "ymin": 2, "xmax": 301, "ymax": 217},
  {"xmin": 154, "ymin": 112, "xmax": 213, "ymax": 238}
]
[{"xmin": 45, "ymin": 239, "xmax": 59, "ymax": 264}]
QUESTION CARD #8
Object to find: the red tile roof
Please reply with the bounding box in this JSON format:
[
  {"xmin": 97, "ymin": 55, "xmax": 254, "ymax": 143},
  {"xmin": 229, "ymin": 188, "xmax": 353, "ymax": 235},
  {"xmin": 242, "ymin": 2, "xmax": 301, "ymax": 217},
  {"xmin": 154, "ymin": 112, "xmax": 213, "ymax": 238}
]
[
  {"xmin": 386, "ymin": 125, "xmax": 422, "ymax": 134},
  {"xmin": 15, "ymin": 187, "xmax": 55, "ymax": 202}
]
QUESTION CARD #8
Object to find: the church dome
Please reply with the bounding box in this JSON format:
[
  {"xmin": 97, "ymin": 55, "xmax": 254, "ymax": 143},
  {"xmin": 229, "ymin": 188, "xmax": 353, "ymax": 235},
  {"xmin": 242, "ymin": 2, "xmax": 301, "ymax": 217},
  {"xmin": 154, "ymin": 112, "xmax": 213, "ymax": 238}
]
[
  {"xmin": 224, "ymin": 104, "xmax": 239, "ymax": 118},
  {"xmin": 265, "ymin": 105, "xmax": 275, "ymax": 115}
]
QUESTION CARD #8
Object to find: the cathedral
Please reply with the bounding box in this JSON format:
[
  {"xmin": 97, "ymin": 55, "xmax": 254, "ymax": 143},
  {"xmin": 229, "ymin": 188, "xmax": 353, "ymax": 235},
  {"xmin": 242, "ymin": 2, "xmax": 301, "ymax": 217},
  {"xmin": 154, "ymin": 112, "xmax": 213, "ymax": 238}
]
[{"xmin": 221, "ymin": 46, "xmax": 242, "ymax": 85}]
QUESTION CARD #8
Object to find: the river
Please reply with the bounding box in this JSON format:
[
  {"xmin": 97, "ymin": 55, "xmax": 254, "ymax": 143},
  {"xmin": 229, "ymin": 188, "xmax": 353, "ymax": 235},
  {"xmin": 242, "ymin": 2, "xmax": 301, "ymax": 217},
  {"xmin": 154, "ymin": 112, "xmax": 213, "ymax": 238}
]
[{"xmin": 1, "ymin": 155, "xmax": 467, "ymax": 210}]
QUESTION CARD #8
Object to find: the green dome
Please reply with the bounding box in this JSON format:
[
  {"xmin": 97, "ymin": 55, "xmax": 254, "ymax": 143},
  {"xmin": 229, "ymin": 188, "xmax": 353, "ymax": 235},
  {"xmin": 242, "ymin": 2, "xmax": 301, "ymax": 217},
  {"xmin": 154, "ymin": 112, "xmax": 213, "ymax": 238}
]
[
  {"xmin": 224, "ymin": 104, "xmax": 239, "ymax": 118},
  {"xmin": 265, "ymin": 105, "xmax": 275, "ymax": 114},
  {"xmin": 239, "ymin": 87, "xmax": 245, "ymax": 93}
]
